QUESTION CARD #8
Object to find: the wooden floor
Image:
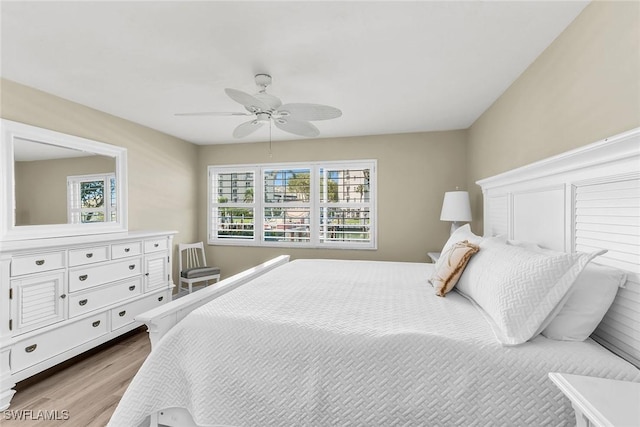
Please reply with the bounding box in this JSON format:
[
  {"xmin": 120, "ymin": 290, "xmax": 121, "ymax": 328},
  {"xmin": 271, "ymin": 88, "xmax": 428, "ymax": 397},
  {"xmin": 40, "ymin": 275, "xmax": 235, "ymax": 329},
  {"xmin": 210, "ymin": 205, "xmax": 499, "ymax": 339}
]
[{"xmin": 4, "ymin": 328, "xmax": 150, "ymax": 427}]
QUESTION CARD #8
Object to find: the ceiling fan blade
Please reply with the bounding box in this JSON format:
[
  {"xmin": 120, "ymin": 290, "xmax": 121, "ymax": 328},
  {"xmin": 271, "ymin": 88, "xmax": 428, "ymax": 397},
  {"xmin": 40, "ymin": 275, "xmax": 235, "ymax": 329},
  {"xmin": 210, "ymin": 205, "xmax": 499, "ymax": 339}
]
[
  {"xmin": 175, "ymin": 112, "xmax": 252, "ymax": 117},
  {"xmin": 274, "ymin": 118, "xmax": 320, "ymax": 137},
  {"xmin": 277, "ymin": 103, "xmax": 342, "ymax": 121},
  {"xmin": 225, "ymin": 88, "xmax": 270, "ymax": 112},
  {"xmin": 233, "ymin": 120, "xmax": 264, "ymax": 138}
]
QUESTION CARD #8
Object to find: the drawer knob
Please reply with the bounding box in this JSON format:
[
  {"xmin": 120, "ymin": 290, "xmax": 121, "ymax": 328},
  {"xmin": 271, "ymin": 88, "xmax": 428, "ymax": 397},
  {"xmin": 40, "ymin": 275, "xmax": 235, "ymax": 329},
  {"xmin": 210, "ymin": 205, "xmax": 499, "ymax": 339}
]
[
  {"xmin": 79, "ymin": 274, "xmax": 88, "ymax": 281},
  {"xmin": 60, "ymin": 294, "xmax": 67, "ymax": 299},
  {"xmin": 79, "ymin": 299, "xmax": 88, "ymax": 306},
  {"xmin": 154, "ymin": 243, "xmax": 159, "ymax": 248},
  {"xmin": 86, "ymin": 253, "xmax": 93, "ymax": 258},
  {"xmin": 124, "ymin": 248, "xmax": 130, "ymax": 253},
  {"xmin": 158, "ymin": 296, "xmax": 164, "ymax": 302},
  {"xmin": 35, "ymin": 259, "xmax": 45, "ymax": 266},
  {"xmin": 145, "ymin": 273, "xmax": 150, "ymax": 277},
  {"xmin": 25, "ymin": 344, "xmax": 37, "ymax": 353},
  {"xmin": 92, "ymin": 320, "xmax": 101, "ymax": 328},
  {"xmin": 129, "ymin": 264, "xmax": 136, "ymax": 270},
  {"xmin": 129, "ymin": 285, "xmax": 136, "ymax": 291},
  {"xmin": 119, "ymin": 310, "xmax": 127, "ymax": 317}
]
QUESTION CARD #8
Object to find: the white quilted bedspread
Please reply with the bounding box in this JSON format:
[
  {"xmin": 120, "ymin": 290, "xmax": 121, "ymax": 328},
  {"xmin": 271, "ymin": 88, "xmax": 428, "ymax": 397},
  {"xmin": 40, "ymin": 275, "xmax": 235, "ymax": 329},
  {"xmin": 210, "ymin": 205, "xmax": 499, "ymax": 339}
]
[{"xmin": 109, "ymin": 259, "xmax": 640, "ymax": 427}]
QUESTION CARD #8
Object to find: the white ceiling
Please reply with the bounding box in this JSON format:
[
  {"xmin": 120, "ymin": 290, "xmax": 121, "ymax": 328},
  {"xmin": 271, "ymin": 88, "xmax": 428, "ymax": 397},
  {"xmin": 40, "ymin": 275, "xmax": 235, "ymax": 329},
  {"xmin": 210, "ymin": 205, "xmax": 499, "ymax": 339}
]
[{"xmin": 0, "ymin": 1, "xmax": 589, "ymax": 145}]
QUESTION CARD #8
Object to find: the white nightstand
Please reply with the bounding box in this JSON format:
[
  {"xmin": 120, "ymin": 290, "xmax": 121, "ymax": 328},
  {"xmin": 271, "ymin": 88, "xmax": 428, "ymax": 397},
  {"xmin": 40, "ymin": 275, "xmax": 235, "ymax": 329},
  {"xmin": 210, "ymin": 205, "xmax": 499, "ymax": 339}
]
[
  {"xmin": 549, "ymin": 372, "xmax": 640, "ymax": 427},
  {"xmin": 427, "ymin": 252, "xmax": 441, "ymax": 263}
]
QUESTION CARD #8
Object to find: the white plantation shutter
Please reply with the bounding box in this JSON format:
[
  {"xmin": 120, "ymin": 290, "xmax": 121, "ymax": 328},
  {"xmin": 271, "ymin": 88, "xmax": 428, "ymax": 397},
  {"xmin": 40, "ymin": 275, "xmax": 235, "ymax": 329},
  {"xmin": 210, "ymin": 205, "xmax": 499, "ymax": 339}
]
[
  {"xmin": 209, "ymin": 160, "xmax": 376, "ymax": 249},
  {"xmin": 318, "ymin": 164, "xmax": 373, "ymax": 245},
  {"xmin": 211, "ymin": 169, "xmax": 256, "ymax": 241}
]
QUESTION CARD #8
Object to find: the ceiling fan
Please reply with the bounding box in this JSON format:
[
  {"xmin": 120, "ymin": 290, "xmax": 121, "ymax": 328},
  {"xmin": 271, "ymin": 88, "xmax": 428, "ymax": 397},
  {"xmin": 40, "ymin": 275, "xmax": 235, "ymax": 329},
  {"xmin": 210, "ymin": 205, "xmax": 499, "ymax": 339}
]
[{"xmin": 175, "ymin": 74, "xmax": 342, "ymax": 138}]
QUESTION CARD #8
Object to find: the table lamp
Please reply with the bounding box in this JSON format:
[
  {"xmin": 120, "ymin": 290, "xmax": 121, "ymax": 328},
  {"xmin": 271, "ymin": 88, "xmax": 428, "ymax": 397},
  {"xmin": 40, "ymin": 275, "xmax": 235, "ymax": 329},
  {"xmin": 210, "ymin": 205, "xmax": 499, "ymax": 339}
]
[{"xmin": 440, "ymin": 190, "xmax": 472, "ymax": 235}]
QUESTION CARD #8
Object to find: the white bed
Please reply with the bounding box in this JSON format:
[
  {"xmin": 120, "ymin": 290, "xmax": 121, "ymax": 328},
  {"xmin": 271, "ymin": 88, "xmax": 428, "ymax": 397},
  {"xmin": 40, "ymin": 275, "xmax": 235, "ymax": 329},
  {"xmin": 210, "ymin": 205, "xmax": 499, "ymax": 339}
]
[
  {"xmin": 109, "ymin": 127, "xmax": 640, "ymax": 427},
  {"xmin": 109, "ymin": 259, "xmax": 639, "ymax": 427}
]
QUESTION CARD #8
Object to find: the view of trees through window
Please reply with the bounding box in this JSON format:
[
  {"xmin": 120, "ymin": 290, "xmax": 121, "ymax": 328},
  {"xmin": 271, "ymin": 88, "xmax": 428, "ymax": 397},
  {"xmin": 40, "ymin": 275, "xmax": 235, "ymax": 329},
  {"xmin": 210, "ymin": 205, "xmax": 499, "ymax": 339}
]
[
  {"xmin": 209, "ymin": 161, "xmax": 375, "ymax": 248},
  {"xmin": 80, "ymin": 180, "xmax": 106, "ymax": 222},
  {"xmin": 67, "ymin": 174, "xmax": 116, "ymax": 223}
]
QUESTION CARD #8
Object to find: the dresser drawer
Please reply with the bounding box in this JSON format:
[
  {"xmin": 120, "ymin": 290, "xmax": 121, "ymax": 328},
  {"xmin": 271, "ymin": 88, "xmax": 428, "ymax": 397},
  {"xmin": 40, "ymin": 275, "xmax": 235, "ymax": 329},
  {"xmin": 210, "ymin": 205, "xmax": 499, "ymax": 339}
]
[
  {"xmin": 144, "ymin": 238, "xmax": 168, "ymax": 253},
  {"xmin": 111, "ymin": 241, "xmax": 142, "ymax": 259},
  {"xmin": 111, "ymin": 290, "xmax": 170, "ymax": 330},
  {"xmin": 11, "ymin": 251, "xmax": 65, "ymax": 277},
  {"xmin": 69, "ymin": 257, "xmax": 142, "ymax": 292},
  {"xmin": 12, "ymin": 312, "xmax": 109, "ymax": 373},
  {"xmin": 69, "ymin": 277, "xmax": 142, "ymax": 318},
  {"xmin": 68, "ymin": 246, "xmax": 109, "ymax": 267}
]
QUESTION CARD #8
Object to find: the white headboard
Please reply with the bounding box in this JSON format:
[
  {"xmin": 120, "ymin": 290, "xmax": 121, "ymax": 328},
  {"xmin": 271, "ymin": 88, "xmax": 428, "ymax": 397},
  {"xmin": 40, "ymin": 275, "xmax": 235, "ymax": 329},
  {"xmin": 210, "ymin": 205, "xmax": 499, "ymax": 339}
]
[{"xmin": 477, "ymin": 128, "xmax": 640, "ymax": 367}]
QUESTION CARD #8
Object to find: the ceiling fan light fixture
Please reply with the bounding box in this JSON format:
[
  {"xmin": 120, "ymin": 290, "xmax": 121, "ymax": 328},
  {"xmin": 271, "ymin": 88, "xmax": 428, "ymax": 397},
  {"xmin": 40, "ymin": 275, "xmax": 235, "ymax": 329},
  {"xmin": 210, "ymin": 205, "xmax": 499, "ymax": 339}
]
[{"xmin": 256, "ymin": 113, "xmax": 271, "ymax": 123}]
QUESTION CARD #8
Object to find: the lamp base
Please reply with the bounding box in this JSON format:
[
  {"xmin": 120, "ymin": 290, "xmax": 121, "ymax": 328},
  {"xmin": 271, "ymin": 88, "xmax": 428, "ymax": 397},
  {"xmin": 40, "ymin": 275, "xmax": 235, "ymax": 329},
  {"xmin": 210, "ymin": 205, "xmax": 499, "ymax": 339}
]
[{"xmin": 450, "ymin": 222, "xmax": 464, "ymax": 235}]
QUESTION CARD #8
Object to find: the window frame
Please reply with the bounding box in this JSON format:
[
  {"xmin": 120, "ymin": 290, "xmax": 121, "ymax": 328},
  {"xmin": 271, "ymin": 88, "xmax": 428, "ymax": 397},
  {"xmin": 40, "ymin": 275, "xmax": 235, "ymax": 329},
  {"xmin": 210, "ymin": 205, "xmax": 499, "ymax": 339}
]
[
  {"xmin": 67, "ymin": 173, "xmax": 117, "ymax": 224},
  {"xmin": 211, "ymin": 167, "xmax": 256, "ymax": 242},
  {"xmin": 208, "ymin": 160, "xmax": 377, "ymax": 249}
]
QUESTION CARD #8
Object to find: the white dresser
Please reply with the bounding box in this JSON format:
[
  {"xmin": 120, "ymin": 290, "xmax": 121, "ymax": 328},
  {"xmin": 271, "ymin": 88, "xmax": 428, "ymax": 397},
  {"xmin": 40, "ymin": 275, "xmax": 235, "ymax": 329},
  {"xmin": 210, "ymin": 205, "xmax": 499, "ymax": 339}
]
[{"xmin": 0, "ymin": 231, "xmax": 176, "ymax": 409}]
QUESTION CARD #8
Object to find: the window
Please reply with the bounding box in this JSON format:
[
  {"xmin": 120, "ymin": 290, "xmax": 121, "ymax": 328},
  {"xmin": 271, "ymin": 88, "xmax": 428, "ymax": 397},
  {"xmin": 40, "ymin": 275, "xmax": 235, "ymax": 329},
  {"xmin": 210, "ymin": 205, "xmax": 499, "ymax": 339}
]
[
  {"xmin": 67, "ymin": 173, "xmax": 117, "ymax": 223},
  {"xmin": 213, "ymin": 170, "xmax": 255, "ymax": 240},
  {"xmin": 209, "ymin": 160, "xmax": 376, "ymax": 249}
]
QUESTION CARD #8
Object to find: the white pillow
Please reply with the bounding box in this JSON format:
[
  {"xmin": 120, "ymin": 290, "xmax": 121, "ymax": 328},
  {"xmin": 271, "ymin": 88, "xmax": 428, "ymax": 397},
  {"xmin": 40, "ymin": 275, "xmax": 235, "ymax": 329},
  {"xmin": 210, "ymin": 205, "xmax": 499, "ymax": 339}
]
[
  {"xmin": 431, "ymin": 224, "xmax": 482, "ymax": 271},
  {"xmin": 505, "ymin": 240, "xmax": 622, "ymax": 341},
  {"xmin": 505, "ymin": 240, "xmax": 577, "ymax": 334},
  {"xmin": 455, "ymin": 237, "xmax": 604, "ymax": 346},
  {"xmin": 542, "ymin": 263, "xmax": 625, "ymax": 341}
]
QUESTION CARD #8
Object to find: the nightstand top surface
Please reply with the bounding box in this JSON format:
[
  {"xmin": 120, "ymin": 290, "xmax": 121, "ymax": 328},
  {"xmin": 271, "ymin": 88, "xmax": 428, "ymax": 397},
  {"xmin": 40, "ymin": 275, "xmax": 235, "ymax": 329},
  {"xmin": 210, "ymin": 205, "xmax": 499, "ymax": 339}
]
[
  {"xmin": 427, "ymin": 252, "xmax": 441, "ymax": 262},
  {"xmin": 549, "ymin": 372, "xmax": 640, "ymax": 427}
]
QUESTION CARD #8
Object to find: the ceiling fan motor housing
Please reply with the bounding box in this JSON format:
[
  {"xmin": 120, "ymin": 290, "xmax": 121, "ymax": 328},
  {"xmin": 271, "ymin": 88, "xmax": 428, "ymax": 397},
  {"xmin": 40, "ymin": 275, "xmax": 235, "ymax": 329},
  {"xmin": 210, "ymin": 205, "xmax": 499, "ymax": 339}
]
[
  {"xmin": 254, "ymin": 73, "xmax": 272, "ymax": 88},
  {"xmin": 252, "ymin": 74, "xmax": 282, "ymax": 110}
]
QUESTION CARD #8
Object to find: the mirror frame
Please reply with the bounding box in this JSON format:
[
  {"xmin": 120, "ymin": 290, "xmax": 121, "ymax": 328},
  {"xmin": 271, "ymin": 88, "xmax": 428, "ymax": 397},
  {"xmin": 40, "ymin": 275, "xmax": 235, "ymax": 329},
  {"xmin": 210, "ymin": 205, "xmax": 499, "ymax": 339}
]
[{"xmin": 1, "ymin": 119, "xmax": 128, "ymax": 241}]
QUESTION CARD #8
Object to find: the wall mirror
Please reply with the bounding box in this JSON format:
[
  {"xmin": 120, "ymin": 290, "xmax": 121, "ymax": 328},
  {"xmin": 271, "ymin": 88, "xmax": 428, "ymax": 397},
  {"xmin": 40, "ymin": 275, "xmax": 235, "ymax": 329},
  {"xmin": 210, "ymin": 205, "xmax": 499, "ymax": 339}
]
[{"xmin": 1, "ymin": 119, "xmax": 128, "ymax": 241}]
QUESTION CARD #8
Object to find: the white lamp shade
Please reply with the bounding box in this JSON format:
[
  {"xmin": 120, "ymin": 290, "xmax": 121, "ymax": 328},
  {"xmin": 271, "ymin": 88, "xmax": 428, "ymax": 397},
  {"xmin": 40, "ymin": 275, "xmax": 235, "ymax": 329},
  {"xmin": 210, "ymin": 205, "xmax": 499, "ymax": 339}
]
[{"xmin": 440, "ymin": 191, "xmax": 472, "ymax": 222}]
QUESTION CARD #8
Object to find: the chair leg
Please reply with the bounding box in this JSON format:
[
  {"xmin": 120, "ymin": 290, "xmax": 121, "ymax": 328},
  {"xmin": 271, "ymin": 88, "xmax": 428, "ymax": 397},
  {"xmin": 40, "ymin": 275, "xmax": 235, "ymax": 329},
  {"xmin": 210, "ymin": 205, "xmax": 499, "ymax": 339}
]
[{"xmin": 188, "ymin": 282, "xmax": 192, "ymax": 294}]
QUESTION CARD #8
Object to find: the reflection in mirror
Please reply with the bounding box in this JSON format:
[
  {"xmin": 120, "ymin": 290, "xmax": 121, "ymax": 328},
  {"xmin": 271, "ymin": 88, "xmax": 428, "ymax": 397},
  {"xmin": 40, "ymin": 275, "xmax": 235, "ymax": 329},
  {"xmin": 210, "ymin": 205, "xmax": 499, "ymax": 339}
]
[
  {"xmin": 67, "ymin": 173, "xmax": 116, "ymax": 224},
  {"xmin": 13, "ymin": 137, "xmax": 116, "ymax": 226}
]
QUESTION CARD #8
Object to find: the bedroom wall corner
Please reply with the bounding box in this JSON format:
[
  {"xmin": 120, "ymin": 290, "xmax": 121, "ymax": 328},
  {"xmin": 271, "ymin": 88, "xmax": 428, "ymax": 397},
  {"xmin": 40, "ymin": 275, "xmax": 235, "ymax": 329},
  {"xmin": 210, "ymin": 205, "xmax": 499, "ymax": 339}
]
[
  {"xmin": 466, "ymin": 0, "xmax": 640, "ymax": 234},
  {"xmin": 0, "ymin": 78, "xmax": 200, "ymax": 283},
  {"xmin": 197, "ymin": 130, "xmax": 468, "ymax": 277}
]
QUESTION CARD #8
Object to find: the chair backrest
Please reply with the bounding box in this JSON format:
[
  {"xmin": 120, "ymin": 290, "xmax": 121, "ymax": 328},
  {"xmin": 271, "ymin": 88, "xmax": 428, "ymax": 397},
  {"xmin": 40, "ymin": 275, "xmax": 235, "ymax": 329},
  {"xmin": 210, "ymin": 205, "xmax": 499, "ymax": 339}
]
[{"xmin": 178, "ymin": 242, "xmax": 208, "ymax": 273}]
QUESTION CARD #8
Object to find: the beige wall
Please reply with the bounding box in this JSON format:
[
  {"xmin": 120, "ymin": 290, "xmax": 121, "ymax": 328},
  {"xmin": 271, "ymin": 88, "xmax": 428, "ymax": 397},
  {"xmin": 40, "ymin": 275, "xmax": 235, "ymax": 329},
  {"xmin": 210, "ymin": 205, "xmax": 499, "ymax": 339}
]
[
  {"xmin": 15, "ymin": 155, "xmax": 115, "ymax": 225},
  {"xmin": 1, "ymin": 78, "xmax": 199, "ymax": 282},
  {"xmin": 1, "ymin": 77, "xmax": 467, "ymax": 279},
  {"xmin": 198, "ymin": 131, "xmax": 468, "ymax": 277},
  {"xmin": 467, "ymin": 0, "xmax": 640, "ymax": 232}
]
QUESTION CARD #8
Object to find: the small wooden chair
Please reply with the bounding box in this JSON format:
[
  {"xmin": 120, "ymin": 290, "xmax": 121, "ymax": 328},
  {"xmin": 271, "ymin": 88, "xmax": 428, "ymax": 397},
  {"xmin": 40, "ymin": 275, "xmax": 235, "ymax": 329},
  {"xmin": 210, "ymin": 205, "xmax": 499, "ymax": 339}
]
[{"xmin": 178, "ymin": 242, "xmax": 220, "ymax": 294}]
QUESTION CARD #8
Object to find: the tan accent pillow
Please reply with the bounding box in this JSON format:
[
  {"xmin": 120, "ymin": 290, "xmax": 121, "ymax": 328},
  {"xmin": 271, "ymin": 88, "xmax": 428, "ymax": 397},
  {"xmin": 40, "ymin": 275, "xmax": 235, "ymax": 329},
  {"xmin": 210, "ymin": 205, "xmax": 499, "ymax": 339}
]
[{"xmin": 430, "ymin": 240, "xmax": 479, "ymax": 297}]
